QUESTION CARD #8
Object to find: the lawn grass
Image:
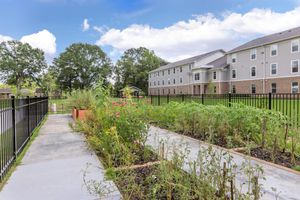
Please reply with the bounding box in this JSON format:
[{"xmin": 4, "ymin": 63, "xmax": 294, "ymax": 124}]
[{"xmin": 0, "ymin": 115, "xmax": 48, "ymax": 190}]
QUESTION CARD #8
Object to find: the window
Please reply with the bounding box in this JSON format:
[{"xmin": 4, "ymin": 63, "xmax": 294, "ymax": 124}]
[
  {"xmin": 232, "ymin": 54, "xmax": 237, "ymax": 63},
  {"xmin": 150, "ymin": 82, "xmax": 151, "ymax": 86},
  {"xmin": 189, "ymin": 63, "xmax": 194, "ymax": 70},
  {"xmin": 180, "ymin": 66, "xmax": 182, "ymax": 72},
  {"xmin": 194, "ymin": 73, "xmax": 200, "ymax": 81},
  {"xmin": 158, "ymin": 72, "xmax": 160, "ymax": 76},
  {"xmin": 292, "ymin": 82, "xmax": 299, "ymax": 93},
  {"xmin": 162, "ymin": 71, "xmax": 164, "ymax": 76},
  {"xmin": 158, "ymin": 81, "xmax": 160, "ymax": 86},
  {"xmin": 150, "ymin": 74, "xmax": 152, "ymax": 78},
  {"xmin": 162, "ymin": 80, "xmax": 164, "ymax": 85},
  {"xmin": 270, "ymin": 44, "xmax": 278, "ymax": 56},
  {"xmin": 291, "ymin": 40, "xmax": 299, "ymax": 53},
  {"xmin": 173, "ymin": 89, "xmax": 176, "ymax": 94},
  {"xmin": 168, "ymin": 69, "xmax": 170, "ymax": 75},
  {"xmin": 213, "ymin": 86, "xmax": 217, "ymax": 94},
  {"xmin": 232, "ymin": 85, "xmax": 236, "ymax": 94},
  {"xmin": 173, "ymin": 79, "xmax": 175, "ymax": 84},
  {"xmin": 292, "ymin": 60, "xmax": 299, "ymax": 73},
  {"xmin": 251, "ymin": 66, "xmax": 256, "ymax": 77},
  {"xmin": 173, "ymin": 68, "xmax": 176, "ymax": 74},
  {"xmin": 251, "ymin": 84, "xmax": 256, "ymax": 94},
  {"xmin": 154, "ymin": 81, "xmax": 156, "ymax": 86},
  {"xmin": 168, "ymin": 89, "xmax": 170, "ymax": 94},
  {"xmin": 250, "ymin": 49, "xmax": 257, "ymax": 60},
  {"xmin": 162, "ymin": 89, "xmax": 164, "ymax": 95},
  {"xmin": 270, "ymin": 63, "xmax": 278, "ymax": 75},
  {"xmin": 271, "ymin": 83, "xmax": 277, "ymax": 93},
  {"xmin": 213, "ymin": 71, "xmax": 217, "ymax": 80},
  {"xmin": 168, "ymin": 79, "xmax": 170, "ymax": 85},
  {"xmin": 180, "ymin": 77, "xmax": 183, "ymax": 83},
  {"xmin": 232, "ymin": 69, "xmax": 236, "ymax": 79}
]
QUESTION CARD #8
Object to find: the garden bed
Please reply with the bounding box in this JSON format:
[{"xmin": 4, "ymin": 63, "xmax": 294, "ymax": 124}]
[{"xmin": 236, "ymin": 147, "xmax": 300, "ymax": 169}]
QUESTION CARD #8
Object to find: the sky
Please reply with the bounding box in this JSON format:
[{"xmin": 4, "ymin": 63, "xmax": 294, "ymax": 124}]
[{"xmin": 1, "ymin": 0, "xmax": 300, "ymax": 63}]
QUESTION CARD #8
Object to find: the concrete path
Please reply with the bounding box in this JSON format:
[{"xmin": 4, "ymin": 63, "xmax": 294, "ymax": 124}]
[
  {"xmin": 0, "ymin": 114, "xmax": 121, "ymax": 200},
  {"xmin": 146, "ymin": 126, "xmax": 300, "ymax": 200}
]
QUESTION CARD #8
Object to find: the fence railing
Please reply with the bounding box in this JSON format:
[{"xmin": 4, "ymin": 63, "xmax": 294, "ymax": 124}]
[
  {"xmin": 150, "ymin": 93, "xmax": 300, "ymax": 128},
  {"xmin": 0, "ymin": 97, "xmax": 48, "ymax": 182}
]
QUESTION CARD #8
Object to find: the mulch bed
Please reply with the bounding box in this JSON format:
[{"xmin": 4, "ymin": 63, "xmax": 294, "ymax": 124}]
[{"xmin": 248, "ymin": 147, "xmax": 300, "ymax": 169}]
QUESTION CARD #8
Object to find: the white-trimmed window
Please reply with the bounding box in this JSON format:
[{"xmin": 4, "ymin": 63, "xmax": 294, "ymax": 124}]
[
  {"xmin": 250, "ymin": 49, "xmax": 257, "ymax": 60},
  {"xmin": 251, "ymin": 66, "xmax": 256, "ymax": 77},
  {"xmin": 168, "ymin": 79, "xmax": 170, "ymax": 85},
  {"xmin": 292, "ymin": 82, "xmax": 299, "ymax": 93},
  {"xmin": 158, "ymin": 72, "xmax": 160, "ymax": 76},
  {"xmin": 162, "ymin": 71, "xmax": 164, "ymax": 76},
  {"xmin": 271, "ymin": 83, "xmax": 277, "ymax": 94},
  {"xmin": 232, "ymin": 69, "xmax": 237, "ymax": 79},
  {"xmin": 162, "ymin": 80, "xmax": 164, "ymax": 85},
  {"xmin": 232, "ymin": 54, "xmax": 237, "ymax": 63},
  {"xmin": 232, "ymin": 85, "xmax": 236, "ymax": 94},
  {"xmin": 168, "ymin": 69, "xmax": 170, "ymax": 75},
  {"xmin": 180, "ymin": 66, "xmax": 182, "ymax": 72},
  {"xmin": 173, "ymin": 78, "xmax": 176, "ymax": 84},
  {"xmin": 173, "ymin": 68, "xmax": 176, "ymax": 74},
  {"xmin": 158, "ymin": 81, "xmax": 160, "ymax": 86},
  {"xmin": 270, "ymin": 44, "xmax": 278, "ymax": 57},
  {"xmin": 213, "ymin": 71, "xmax": 217, "ymax": 80},
  {"xmin": 270, "ymin": 63, "xmax": 278, "ymax": 75},
  {"xmin": 154, "ymin": 81, "xmax": 156, "ymax": 86},
  {"xmin": 291, "ymin": 39, "xmax": 299, "ymax": 53},
  {"xmin": 291, "ymin": 60, "xmax": 299, "ymax": 73},
  {"xmin": 251, "ymin": 84, "xmax": 256, "ymax": 94},
  {"xmin": 180, "ymin": 77, "xmax": 183, "ymax": 83},
  {"xmin": 194, "ymin": 73, "xmax": 200, "ymax": 81},
  {"xmin": 213, "ymin": 86, "xmax": 217, "ymax": 94}
]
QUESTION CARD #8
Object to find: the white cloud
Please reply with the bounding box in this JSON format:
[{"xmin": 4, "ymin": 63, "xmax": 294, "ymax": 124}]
[
  {"xmin": 82, "ymin": 18, "xmax": 90, "ymax": 31},
  {"xmin": 20, "ymin": 29, "xmax": 56, "ymax": 57},
  {"xmin": 0, "ymin": 35, "xmax": 13, "ymax": 43},
  {"xmin": 97, "ymin": 7, "xmax": 300, "ymax": 62},
  {"xmin": 93, "ymin": 25, "xmax": 109, "ymax": 34}
]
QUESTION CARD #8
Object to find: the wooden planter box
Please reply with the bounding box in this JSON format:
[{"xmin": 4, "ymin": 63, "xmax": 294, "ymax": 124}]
[{"xmin": 72, "ymin": 108, "xmax": 88, "ymax": 120}]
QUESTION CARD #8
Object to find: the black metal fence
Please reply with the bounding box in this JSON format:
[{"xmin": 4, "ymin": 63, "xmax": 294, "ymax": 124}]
[
  {"xmin": 150, "ymin": 93, "xmax": 300, "ymax": 128},
  {"xmin": 0, "ymin": 97, "xmax": 48, "ymax": 182}
]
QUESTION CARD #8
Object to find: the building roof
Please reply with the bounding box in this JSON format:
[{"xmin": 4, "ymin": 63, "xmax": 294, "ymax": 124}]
[
  {"xmin": 149, "ymin": 49, "xmax": 225, "ymax": 73},
  {"xmin": 0, "ymin": 88, "xmax": 11, "ymax": 94},
  {"xmin": 207, "ymin": 55, "xmax": 228, "ymax": 69},
  {"xmin": 119, "ymin": 86, "xmax": 142, "ymax": 92},
  {"xmin": 228, "ymin": 26, "xmax": 300, "ymax": 54}
]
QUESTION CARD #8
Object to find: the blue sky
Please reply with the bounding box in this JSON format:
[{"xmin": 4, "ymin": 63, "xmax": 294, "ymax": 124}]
[{"xmin": 1, "ymin": 0, "xmax": 300, "ymax": 62}]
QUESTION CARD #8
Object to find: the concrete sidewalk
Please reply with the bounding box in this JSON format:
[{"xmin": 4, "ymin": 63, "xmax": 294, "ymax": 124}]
[
  {"xmin": 146, "ymin": 126, "xmax": 300, "ymax": 200},
  {"xmin": 0, "ymin": 114, "xmax": 121, "ymax": 200}
]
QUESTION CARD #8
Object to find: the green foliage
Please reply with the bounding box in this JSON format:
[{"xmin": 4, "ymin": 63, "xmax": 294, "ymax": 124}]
[
  {"xmin": 0, "ymin": 40, "xmax": 47, "ymax": 95},
  {"xmin": 69, "ymin": 90, "xmax": 96, "ymax": 110},
  {"xmin": 53, "ymin": 43, "xmax": 112, "ymax": 92},
  {"xmin": 114, "ymin": 47, "xmax": 167, "ymax": 95}
]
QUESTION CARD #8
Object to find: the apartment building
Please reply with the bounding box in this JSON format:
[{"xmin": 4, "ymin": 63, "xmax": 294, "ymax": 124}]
[
  {"xmin": 227, "ymin": 26, "xmax": 300, "ymax": 94},
  {"xmin": 148, "ymin": 49, "xmax": 229, "ymax": 95},
  {"xmin": 149, "ymin": 26, "xmax": 300, "ymax": 95}
]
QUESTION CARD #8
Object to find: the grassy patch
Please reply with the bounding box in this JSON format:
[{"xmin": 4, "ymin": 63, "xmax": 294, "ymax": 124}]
[{"xmin": 0, "ymin": 115, "xmax": 48, "ymax": 190}]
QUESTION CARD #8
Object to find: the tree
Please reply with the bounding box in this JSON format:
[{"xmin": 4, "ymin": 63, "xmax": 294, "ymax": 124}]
[
  {"xmin": 115, "ymin": 47, "xmax": 167, "ymax": 95},
  {"xmin": 53, "ymin": 43, "xmax": 112, "ymax": 92},
  {"xmin": 0, "ymin": 40, "xmax": 47, "ymax": 94}
]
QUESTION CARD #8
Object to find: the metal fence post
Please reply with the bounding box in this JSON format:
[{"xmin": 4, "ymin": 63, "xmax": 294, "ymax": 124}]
[
  {"xmin": 229, "ymin": 93, "xmax": 232, "ymax": 107},
  {"xmin": 158, "ymin": 94, "xmax": 161, "ymax": 106},
  {"xmin": 268, "ymin": 92, "xmax": 272, "ymax": 110},
  {"xmin": 201, "ymin": 94, "xmax": 204, "ymax": 104},
  {"xmin": 27, "ymin": 96, "xmax": 30, "ymax": 137},
  {"xmin": 11, "ymin": 96, "xmax": 17, "ymax": 159}
]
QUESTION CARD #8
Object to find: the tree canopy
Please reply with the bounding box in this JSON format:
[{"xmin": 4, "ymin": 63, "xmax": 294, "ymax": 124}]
[
  {"xmin": 115, "ymin": 47, "xmax": 167, "ymax": 94},
  {"xmin": 53, "ymin": 43, "xmax": 112, "ymax": 92},
  {"xmin": 0, "ymin": 40, "xmax": 47, "ymax": 94}
]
